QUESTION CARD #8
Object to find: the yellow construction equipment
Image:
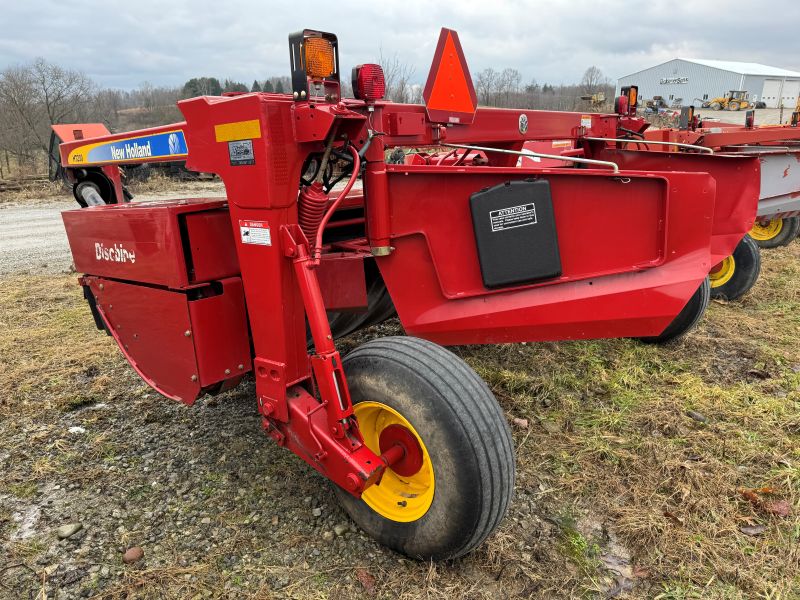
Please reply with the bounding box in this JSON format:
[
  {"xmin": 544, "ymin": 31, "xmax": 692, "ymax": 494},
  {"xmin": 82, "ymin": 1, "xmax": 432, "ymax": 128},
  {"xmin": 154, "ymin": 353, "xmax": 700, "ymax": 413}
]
[
  {"xmin": 707, "ymin": 90, "xmax": 752, "ymax": 111},
  {"xmin": 580, "ymin": 92, "xmax": 606, "ymax": 107}
]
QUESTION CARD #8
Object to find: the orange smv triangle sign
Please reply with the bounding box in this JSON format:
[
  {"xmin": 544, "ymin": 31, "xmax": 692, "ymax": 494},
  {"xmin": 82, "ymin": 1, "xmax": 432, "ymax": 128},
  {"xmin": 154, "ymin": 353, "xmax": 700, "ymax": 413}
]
[{"xmin": 422, "ymin": 29, "xmax": 478, "ymax": 124}]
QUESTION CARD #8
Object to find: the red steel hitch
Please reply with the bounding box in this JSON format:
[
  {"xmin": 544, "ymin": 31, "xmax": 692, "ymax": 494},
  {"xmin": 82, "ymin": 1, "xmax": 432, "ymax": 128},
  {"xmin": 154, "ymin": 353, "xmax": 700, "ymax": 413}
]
[{"xmin": 275, "ymin": 221, "xmax": 385, "ymax": 496}]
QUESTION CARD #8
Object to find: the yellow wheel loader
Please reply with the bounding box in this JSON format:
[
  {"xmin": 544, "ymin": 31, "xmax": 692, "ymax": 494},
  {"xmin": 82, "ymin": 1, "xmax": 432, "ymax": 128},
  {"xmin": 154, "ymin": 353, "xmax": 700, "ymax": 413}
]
[{"xmin": 707, "ymin": 90, "xmax": 752, "ymax": 111}]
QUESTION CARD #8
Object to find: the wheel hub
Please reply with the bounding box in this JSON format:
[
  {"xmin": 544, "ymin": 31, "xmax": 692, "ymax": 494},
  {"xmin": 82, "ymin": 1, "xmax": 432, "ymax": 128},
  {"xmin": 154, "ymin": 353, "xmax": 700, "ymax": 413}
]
[
  {"xmin": 353, "ymin": 401, "xmax": 435, "ymax": 522},
  {"xmin": 379, "ymin": 424, "xmax": 424, "ymax": 477},
  {"xmin": 750, "ymin": 218, "xmax": 782, "ymax": 241},
  {"xmin": 709, "ymin": 255, "xmax": 735, "ymax": 288}
]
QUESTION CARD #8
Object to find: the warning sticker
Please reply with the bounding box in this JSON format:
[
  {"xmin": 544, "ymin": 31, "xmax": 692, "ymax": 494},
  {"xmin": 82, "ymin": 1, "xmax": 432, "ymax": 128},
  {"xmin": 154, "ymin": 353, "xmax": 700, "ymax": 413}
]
[
  {"xmin": 490, "ymin": 203, "xmax": 537, "ymax": 232},
  {"xmin": 239, "ymin": 220, "xmax": 271, "ymax": 246},
  {"xmin": 580, "ymin": 114, "xmax": 592, "ymax": 129},
  {"xmin": 229, "ymin": 139, "xmax": 255, "ymax": 166}
]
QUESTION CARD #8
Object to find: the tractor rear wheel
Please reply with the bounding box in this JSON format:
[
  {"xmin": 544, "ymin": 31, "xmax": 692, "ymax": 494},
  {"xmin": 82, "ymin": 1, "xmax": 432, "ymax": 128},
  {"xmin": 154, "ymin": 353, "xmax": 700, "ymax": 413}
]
[
  {"xmin": 337, "ymin": 336, "xmax": 515, "ymax": 560},
  {"xmin": 709, "ymin": 235, "xmax": 761, "ymax": 300},
  {"xmin": 728, "ymin": 101, "xmax": 740, "ymax": 111},
  {"xmin": 750, "ymin": 216, "xmax": 800, "ymax": 249},
  {"xmin": 639, "ymin": 277, "xmax": 710, "ymax": 344}
]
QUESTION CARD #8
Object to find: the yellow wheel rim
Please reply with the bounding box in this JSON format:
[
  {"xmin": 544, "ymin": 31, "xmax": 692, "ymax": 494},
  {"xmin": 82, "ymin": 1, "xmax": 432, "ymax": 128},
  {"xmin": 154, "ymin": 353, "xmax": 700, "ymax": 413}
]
[
  {"xmin": 354, "ymin": 401, "xmax": 435, "ymax": 522},
  {"xmin": 750, "ymin": 218, "xmax": 783, "ymax": 241},
  {"xmin": 709, "ymin": 256, "xmax": 735, "ymax": 288}
]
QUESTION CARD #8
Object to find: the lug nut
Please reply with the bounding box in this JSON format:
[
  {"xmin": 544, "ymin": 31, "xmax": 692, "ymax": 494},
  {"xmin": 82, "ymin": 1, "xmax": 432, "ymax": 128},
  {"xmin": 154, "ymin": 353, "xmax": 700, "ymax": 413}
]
[{"xmin": 184, "ymin": 330, "xmax": 191, "ymax": 337}]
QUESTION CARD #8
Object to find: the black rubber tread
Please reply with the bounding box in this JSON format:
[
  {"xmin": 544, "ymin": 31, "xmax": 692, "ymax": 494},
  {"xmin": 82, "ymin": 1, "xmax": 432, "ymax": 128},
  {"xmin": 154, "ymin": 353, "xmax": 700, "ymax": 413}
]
[
  {"xmin": 362, "ymin": 286, "xmax": 397, "ymax": 327},
  {"xmin": 324, "ymin": 285, "xmax": 379, "ymax": 339},
  {"xmin": 710, "ymin": 235, "xmax": 761, "ymax": 301},
  {"xmin": 639, "ymin": 277, "xmax": 710, "ymax": 344},
  {"xmin": 306, "ymin": 269, "xmax": 391, "ymax": 347},
  {"xmin": 336, "ymin": 336, "xmax": 515, "ymax": 560},
  {"xmin": 319, "ymin": 273, "xmax": 396, "ymax": 342},
  {"xmin": 753, "ymin": 216, "xmax": 800, "ymax": 249}
]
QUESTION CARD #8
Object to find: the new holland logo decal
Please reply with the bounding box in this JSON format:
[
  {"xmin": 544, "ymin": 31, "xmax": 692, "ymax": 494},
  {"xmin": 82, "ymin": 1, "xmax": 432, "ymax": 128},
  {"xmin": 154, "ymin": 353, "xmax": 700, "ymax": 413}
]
[{"xmin": 68, "ymin": 130, "xmax": 188, "ymax": 165}]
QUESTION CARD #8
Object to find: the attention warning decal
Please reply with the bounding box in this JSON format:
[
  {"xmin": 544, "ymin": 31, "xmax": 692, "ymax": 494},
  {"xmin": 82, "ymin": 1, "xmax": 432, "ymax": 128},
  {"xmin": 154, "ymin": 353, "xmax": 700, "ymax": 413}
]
[{"xmin": 490, "ymin": 203, "xmax": 537, "ymax": 232}]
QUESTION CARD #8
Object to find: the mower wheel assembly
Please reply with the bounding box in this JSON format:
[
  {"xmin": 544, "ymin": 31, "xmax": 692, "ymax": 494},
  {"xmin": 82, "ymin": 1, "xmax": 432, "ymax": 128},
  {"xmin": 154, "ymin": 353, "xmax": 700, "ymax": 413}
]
[
  {"xmin": 709, "ymin": 235, "xmax": 761, "ymax": 301},
  {"xmin": 639, "ymin": 277, "xmax": 710, "ymax": 344},
  {"xmin": 750, "ymin": 216, "xmax": 800, "ymax": 249},
  {"xmin": 335, "ymin": 336, "xmax": 515, "ymax": 560}
]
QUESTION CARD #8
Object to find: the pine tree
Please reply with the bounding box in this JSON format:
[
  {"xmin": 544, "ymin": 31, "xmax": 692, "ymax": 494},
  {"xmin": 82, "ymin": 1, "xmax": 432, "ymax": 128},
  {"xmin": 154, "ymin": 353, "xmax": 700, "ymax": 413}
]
[
  {"xmin": 275, "ymin": 80, "xmax": 284, "ymax": 94},
  {"xmin": 251, "ymin": 80, "xmax": 262, "ymax": 92},
  {"xmin": 263, "ymin": 80, "xmax": 274, "ymax": 93}
]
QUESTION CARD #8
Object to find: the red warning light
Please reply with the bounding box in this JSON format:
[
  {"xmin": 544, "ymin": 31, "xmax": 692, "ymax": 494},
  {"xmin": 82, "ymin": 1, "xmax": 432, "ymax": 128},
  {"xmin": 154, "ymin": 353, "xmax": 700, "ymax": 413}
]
[{"xmin": 422, "ymin": 28, "xmax": 478, "ymax": 124}]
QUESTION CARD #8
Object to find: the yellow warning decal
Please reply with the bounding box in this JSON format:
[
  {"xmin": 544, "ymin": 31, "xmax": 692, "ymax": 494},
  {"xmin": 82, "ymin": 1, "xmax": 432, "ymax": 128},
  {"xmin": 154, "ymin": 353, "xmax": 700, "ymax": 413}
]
[{"xmin": 214, "ymin": 119, "xmax": 262, "ymax": 142}]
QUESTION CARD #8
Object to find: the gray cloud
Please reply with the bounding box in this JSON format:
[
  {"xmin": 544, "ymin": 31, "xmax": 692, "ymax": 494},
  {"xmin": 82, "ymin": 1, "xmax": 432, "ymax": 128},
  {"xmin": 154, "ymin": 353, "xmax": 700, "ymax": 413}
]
[{"xmin": 1, "ymin": 0, "xmax": 798, "ymax": 89}]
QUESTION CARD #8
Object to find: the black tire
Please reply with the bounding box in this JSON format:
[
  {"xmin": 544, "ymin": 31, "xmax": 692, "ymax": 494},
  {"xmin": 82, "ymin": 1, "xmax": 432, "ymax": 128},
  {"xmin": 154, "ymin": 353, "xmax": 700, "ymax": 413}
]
[
  {"xmin": 640, "ymin": 277, "xmax": 710, "ymax": 344},
  {"xmin": 710, "ymin": 235, "xmax": 761, "ymax": 301},
  {"xmin": 362, "ymin": 286, "xmax": 397, "ymax": 327},
  {"xmin": 751, "ymin": 216, "xmax": 800, "ymax": 249},
  {"xmin": 336, "ymin": 336, "xmax": 515, "ymax": 560},
  {"xmin": 72, "ymin": 171, "xmax": 115, "ymax": 206}
]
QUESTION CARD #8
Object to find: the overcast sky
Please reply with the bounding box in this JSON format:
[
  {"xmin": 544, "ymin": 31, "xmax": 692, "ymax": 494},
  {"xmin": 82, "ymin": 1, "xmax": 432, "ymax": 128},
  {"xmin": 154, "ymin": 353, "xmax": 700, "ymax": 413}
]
[{"xmin": 2, "ymin": 0, "xmax": 799, "ymax": 90}]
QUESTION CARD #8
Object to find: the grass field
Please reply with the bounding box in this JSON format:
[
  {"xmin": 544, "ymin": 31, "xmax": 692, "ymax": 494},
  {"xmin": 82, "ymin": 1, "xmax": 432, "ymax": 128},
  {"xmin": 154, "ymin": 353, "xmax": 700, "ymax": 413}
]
[{"xmin": 1, "ymin": 242, "xmax": 798, "ymax": 599}]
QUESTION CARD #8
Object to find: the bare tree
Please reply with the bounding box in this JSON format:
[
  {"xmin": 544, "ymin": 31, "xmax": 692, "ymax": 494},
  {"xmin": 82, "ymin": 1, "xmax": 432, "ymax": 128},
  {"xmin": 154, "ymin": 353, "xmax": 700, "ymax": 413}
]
[
  {"xmin": 93, "ymin": 88, "xmax": 123, "ymax": 124},
  {"xmin": 580, "ymin": 66, "xmax": 609, "ymax": 94},
  {"xmin": 498, "ymin": 68, "xmax": 522, "ymax": 107},
  {"xmin": 379, "ymin": 51, "xmax": 415, "ymax": 103},
  {"xmin": 0, "ymin": 59, "xmax": 94, "ymax": 159},
  {"xmin": 476, "ymin": 68, "xmax": 498, "ymax": 106},
  {"xmin": 31, "ymin": 59, "xmax": 94, "ymax": 127},
  {"xmin": 0, "ymin": 66, "xmax": 41, "ymax": 166}
]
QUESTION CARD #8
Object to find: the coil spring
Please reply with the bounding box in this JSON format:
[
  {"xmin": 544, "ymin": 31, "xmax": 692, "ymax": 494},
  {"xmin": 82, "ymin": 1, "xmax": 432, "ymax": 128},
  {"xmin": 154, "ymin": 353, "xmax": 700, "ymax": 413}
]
[{"xmin": 298, "ymin": 182, "xmax": 329, "ymax": 246}]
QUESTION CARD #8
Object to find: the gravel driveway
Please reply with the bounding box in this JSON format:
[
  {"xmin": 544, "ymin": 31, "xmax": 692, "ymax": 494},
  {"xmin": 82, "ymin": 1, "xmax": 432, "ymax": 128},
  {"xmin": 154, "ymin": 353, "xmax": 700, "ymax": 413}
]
[
  {"xmin": 0, "ymin": 200, "xmax": 74, "ymax": 275},
  {"xmin": 0, "ymin": 186, "xmax": 226, "ymax": 277}
]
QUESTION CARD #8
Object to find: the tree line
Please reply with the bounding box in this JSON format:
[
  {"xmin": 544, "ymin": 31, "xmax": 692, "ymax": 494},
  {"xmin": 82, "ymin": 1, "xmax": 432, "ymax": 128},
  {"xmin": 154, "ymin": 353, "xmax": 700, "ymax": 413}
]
[{"xmin": 0, "ymin": 57, "xmax": 613, "ymax": 178}]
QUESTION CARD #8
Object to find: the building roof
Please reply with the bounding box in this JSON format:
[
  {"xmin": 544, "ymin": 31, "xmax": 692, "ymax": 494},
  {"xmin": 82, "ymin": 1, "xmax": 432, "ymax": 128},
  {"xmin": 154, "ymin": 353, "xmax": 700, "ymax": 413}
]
[
  {"xmin": 619, "ymin": 58, "xmax": 800, "ymax": 81},
  {"xmin": 678, "ymin": 58, "xmax": 800, "ymax": 78}
]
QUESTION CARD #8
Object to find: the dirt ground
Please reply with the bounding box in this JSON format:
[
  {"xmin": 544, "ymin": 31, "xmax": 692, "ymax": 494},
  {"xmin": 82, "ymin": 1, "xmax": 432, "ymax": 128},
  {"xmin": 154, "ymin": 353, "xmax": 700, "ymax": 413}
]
[{"xmin": 0, "ymin": 184, "xmax": 799, "ymax": 599}]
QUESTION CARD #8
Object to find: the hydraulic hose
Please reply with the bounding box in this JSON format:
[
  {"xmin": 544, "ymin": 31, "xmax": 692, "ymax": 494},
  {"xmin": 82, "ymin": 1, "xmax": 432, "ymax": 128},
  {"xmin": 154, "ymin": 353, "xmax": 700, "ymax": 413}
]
[{"xmin": 312, "ymin": 145, "xmax": 361, "ymax": 265}]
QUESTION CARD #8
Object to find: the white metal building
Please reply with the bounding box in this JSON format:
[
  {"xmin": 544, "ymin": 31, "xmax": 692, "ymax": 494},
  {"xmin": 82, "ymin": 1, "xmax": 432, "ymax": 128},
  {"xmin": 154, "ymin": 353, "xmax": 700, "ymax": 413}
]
[{"xmin": 617, "ymin": 59, "xmax": 800, "ymax": 108}]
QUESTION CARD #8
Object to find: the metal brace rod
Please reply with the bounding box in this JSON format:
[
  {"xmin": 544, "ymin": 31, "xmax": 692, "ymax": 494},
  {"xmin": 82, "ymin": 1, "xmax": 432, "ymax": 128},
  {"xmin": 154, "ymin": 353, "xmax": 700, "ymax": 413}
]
[
  {"xmin": 723, "ymin": 145, "xmax": 794, "ymax": 153},
  {"xmin": 441, "ymin": 143, "xmax": 620, "ymax": 173},
  {"xmin": 584, "ymin": 137, "xmax": 714, "ymax": 154}
]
